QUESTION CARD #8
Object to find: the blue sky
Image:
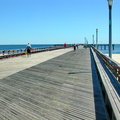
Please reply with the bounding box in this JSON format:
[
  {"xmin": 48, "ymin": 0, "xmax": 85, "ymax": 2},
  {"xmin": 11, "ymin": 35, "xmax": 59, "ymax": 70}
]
[{"xmin": 0, "ymin": 0, "xmax": 120, "ymax": 44}]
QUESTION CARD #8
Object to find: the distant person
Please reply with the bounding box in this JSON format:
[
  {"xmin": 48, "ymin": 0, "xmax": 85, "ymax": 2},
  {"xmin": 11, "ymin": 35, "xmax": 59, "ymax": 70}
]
[
  {"xmin": 73, "ymin": 44, "xmax": 76, "ymax": 51},
  {"xmin": 76, "ymin": 44, "xmax": 78, "ymax": 49},
  {"xmin": 26, "ymin": 43, "xmax": 32, "ymax": 56},
  {"xmin": 64, "ymin": 43, "xmax": 67, "ymax": 48}
]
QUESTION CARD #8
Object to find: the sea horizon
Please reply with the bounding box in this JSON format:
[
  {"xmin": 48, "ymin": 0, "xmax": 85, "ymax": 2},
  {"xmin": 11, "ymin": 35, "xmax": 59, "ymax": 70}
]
[
  {"xmin": 0, "ymin": 44, "xmax": 56, "ymax": 51},
  {"xmin": 0, "ymin": 44, "xmax": 120, "ymax": 54}
]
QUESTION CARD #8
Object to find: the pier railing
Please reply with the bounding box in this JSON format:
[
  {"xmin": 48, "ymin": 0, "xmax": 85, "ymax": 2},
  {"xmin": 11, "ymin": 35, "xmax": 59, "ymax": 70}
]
[
  {"xmin": 0, "ymin": 45, "xmax": 71, "ymax": 59},
  {"xmin": 91, "ymin": 48, "xmax": 120, "ymax": 120},
  {"xmin": 92, "ymin": 47, "xmax": 120, "ymax": 83}
]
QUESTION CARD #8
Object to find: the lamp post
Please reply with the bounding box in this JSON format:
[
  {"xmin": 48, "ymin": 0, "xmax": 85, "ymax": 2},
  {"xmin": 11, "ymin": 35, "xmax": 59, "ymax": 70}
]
[
  {"xmin": 93, "ymin": 35, "xmax": 94, "ymax": 46},
  {"xmin": 96, "ymin": 29, "xmax": 98, "ymax": 49},
  {"xmin": 107, "ymin": 0, "xmax": 113, "ymax": 58}
]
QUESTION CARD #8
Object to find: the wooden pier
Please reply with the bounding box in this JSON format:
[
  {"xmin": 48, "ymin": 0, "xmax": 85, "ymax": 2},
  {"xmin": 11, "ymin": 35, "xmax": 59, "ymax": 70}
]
[{"xmin": 0, "ymin": 47, "xmax": 119, "ymax": 120}]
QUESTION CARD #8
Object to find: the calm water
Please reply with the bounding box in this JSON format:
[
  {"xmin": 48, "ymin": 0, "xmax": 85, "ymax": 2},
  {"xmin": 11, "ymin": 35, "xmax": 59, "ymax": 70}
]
[
  {"xmin": 0, "ymin": 44, "xmax": 120, "ymax": 54},
  {"xmin": 98, "ymin": 44, "xmax": 120, "ymax": 54},
  {"xmin": 0, "ymin": 44, "xmax": 54, "ymax": 51}
]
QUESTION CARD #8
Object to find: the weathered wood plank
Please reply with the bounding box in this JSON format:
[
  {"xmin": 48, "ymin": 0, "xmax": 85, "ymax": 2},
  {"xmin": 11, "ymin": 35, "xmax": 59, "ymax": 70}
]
[{"xmin": 0, "ymin": 48, "xmax": 108, "ymax": 119}]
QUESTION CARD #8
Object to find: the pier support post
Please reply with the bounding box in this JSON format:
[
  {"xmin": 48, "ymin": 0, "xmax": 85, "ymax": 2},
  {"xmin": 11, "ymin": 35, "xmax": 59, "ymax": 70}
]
[
  {"xmin": 104, "ymin": 45, "xmax": 106, "ymax": 50},
  {"xmin": 112, "ymin": 44, "xmax": 114, "ymax": 50}
]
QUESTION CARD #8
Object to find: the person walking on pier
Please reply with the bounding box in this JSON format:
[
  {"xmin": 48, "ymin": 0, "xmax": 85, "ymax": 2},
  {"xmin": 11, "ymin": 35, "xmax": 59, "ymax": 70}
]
[
  {"xmin": 26, "ymin": 43, "xmax": 32, "ymax": 56},
  {"xmin": 76, "ymin": 44, "xmax": 78, "ymax": 49},
  {"xmin": 64, "ymin": 43, "xmax": 67, "ymax": 48},
  {"xmin": 73, "ymin": 44, "xmax": 76, "ymax": 51}
]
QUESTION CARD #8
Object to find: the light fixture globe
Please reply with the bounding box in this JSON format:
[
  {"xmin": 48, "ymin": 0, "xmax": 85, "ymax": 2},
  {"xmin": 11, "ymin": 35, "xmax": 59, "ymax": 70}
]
[{"xmin": 107, "ymin": 0, "xmax": 113, "ymax": 6}]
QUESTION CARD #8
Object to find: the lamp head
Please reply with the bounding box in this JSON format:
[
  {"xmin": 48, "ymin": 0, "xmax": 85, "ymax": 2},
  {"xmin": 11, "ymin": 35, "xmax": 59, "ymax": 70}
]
[{"xmin": 107, "ymin": 0, "xmax": 113, "ymax": 6}]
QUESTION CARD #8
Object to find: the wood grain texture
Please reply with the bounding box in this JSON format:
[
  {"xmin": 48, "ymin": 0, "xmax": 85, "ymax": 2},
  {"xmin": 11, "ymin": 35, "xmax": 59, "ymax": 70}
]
[{"xmin": 0, "ymin": 48, "xmax": 107, "ymax": 120}]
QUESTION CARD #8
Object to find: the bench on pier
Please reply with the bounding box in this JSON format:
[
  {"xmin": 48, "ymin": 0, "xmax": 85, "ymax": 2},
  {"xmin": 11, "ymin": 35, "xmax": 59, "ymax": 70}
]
[{"xmin": 91, "ymin": 48, "xmax": 120, "ymax": 120}]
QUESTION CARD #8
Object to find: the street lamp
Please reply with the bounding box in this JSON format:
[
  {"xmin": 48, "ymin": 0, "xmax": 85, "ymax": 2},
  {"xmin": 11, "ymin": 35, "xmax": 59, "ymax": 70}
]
[
  {"xmin": 93, "ymin": 35, "xmax": 94, "ymax": 47},
  {"xmin": 96, "ymin": 29, "xmax": 98, "ymax": 49},
  {"xmin": 107, "ymin": 0, "xmax": 113, "ymax": 58}
]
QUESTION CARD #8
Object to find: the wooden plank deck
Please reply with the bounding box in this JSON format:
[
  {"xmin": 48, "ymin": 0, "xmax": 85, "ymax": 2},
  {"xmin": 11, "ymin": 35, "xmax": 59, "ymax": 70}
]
[{"xmin": 0, "ymin": 48, "xmax": 108, "ymax": 120}]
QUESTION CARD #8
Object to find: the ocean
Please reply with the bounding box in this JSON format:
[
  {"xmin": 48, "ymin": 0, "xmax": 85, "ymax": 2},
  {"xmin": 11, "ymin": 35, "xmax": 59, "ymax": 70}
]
[
  {"xmin": 0, "ymin": 44, "xmax": 54, "ymax": 51},
  {"xmin": 0, "ymin": 44, "xmax": 120, "ymax": 54},
  {"xmin": 97, "ymin": 44, "xmax": 120, "ymax": 54}
]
